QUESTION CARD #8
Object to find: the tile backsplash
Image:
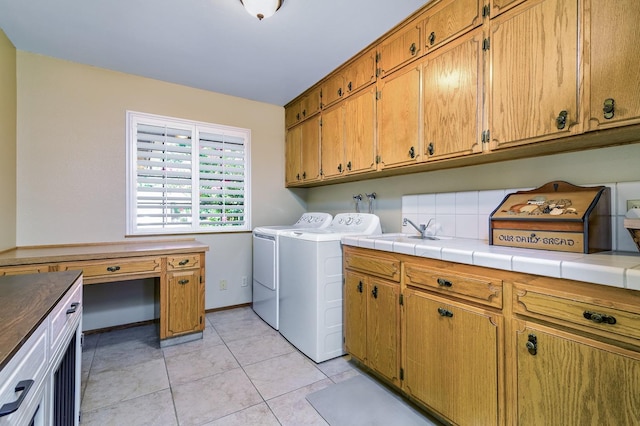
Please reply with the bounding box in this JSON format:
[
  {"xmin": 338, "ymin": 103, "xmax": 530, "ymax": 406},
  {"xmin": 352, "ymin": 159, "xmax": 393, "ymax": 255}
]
[{"xmin": 401, "ymin": 181, "xmax": 640, "ymax": 252}]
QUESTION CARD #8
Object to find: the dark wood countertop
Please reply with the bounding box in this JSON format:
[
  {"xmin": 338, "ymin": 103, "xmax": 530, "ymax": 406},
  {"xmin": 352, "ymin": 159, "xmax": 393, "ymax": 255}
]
[
  {"xmin": 0, "ymin": 239, "xmax": 209, "ymax": 267},
  {"xmin": 0, "ymin": 271, "xmax": 82, "ymax": 370}
]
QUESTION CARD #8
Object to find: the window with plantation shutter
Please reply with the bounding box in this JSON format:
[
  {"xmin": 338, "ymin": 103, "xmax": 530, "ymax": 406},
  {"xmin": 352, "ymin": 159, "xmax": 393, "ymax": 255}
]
[{"xmin": 126, "ymin": 111, "xmax": 251, "ymax": 235}]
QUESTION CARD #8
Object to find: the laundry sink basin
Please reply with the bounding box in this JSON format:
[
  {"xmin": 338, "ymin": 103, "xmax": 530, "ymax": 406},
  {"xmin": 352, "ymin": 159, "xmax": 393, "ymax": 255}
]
[{"xmin": 367, "ymin": 233, "xmax": 452, "ymax": 242}]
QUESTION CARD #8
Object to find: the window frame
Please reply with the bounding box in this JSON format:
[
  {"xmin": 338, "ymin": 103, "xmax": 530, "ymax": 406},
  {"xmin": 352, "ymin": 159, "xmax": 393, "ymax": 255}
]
[{"xmin": 126, "ymin": 110, "xmax": 251, "ymax": 236}]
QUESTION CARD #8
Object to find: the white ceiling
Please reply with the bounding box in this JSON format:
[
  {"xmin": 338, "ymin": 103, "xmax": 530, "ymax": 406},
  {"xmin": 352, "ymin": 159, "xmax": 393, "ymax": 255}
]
[{"xmin": 0, "ymin": 0, "xmax": 429, "ymax": 106}]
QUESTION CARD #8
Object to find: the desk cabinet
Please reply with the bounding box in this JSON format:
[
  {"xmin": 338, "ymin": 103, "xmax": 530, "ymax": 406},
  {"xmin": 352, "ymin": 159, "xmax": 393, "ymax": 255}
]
[{"xmin": 163, "ymin": 254, "xmax": 205, "ymax": 339}]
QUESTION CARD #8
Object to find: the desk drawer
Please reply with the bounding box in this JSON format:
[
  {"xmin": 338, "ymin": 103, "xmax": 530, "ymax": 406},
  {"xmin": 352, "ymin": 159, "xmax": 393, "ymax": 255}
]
[
  {"xmin": 50, "ymin": 276, "xmax": 83, "ymax": 355},
  {"xmin": 0, "ymin": 264, "xmax": 51, "ymax": 276},
  {"xmin": 405, "ymin": 263, "xmax": 503, "ymax": 308},
  {"xmin": 344, "ymin": 249, "xmax": 400, "ymax": 282},
  {"xmin": 58, "ymin": 256, "xmax": 161, "ymax": 281},
  {"xmin": 167, "ymin": 254, "xmax": 201, "ymax": 271}
]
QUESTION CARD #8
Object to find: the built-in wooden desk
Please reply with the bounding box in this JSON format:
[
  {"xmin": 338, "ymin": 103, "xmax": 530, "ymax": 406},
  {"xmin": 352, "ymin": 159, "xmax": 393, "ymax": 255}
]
[{"xmin": 0, "ymin": 240, "xmax": 208, "ymax": 346}]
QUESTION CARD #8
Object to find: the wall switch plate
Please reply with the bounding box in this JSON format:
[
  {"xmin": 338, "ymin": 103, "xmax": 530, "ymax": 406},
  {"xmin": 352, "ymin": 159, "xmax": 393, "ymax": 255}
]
[
  {"xmin": 220, "ymin": 279, "xmax": 227, "ymax": 290},
  {"xmin": 627, "ymin": 200, "xmax": 640, "ymax": 210},
  {"xmin": 241, "ymin": 276, "xmax": 248, "ymax": 287}
]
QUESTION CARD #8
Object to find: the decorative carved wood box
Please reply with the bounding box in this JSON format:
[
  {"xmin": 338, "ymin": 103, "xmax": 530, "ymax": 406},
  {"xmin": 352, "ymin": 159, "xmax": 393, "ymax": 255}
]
[{"xmin": 489, "ymin": 181, "xmax": 611, "ymax": 253}]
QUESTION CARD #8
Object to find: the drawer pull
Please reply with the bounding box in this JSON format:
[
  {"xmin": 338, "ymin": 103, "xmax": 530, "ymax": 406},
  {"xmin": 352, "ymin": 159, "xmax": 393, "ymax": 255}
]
[
  {"xmin": 178, "ymin": 279, "xmax": 190, "ymax": 285},
  {"xmin": 437, "ymin": 307, "xmax": 453, "ymax": 317},
  {"xmin": 106, "ymin": 265, "xmax": 121, "ymax": 272},
  {"xmin": 583, "ymin": 311, "xmax": 617, "ymax": 325},
  {"xmin": 357, "ymin": 281, "xmax": 363, "ymax": 293},
  {"xmin": 526, "ymin": 334, "xmax": 537, "ymax": 356},
  {"xmin": 178, "ymin": 259, "xmax": 190, "ymax": 266},
  {"xmin": 66, "ymin": 302, "xmax": 80, "ymax": 315},
  {"xmin": 0, "ymin": 379, "xmax": 34, "ymax": 417},
  {"xmin": 437, "ymin": 278, "xmax": 452, "ymax": 287},
  {"xmin": 372, "ymin": 285, "xmax": 378, "ymax": 299}
]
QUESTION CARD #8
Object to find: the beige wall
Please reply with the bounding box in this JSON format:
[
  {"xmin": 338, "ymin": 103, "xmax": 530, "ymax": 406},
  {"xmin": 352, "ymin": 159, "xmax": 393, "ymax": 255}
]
[
  {"xmin": 16, "ymin": 52, "xmax": 305, "ymax": 328},
  {"xmin": 0, "ymin": 31, "xmax": 16, "ymax": 251},
  {"xmin": 306, "ymin": 143, "xmax": 640, "ymax": 233}
]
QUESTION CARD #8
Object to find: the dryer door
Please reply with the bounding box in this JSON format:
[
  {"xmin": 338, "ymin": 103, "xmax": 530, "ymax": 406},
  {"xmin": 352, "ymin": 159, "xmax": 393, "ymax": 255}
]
[{"xmin": 253, "ymin": 233, "xmax": 276, "ymax": 290}]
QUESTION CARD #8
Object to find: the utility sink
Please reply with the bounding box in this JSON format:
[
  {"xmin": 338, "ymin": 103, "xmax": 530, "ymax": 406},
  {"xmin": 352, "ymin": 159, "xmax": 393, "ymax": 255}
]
[{"xmin": 367, "ymin": 233, "xmax": 453, "ymax": 242}]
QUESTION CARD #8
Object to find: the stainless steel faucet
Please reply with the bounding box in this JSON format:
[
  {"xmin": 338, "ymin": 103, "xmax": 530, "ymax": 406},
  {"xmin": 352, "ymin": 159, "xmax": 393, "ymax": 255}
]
[
  {"xmin": 353, "ymin": 194, "xmax": 363, "ymax": 213},
  {"xmin": 403, "ymin": 218, "xmax": 434, "ymax": 239},
  {"xmin": 366, "ymin": 192, "xmax": 376, "ymax": 214}
]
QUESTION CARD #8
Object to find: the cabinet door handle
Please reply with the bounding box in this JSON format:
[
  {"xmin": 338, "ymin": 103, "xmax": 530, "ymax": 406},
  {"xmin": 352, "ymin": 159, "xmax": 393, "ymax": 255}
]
[
  {"xmin": 408, "ymin": 146, "xmax": 415, "ymax": 159},
  {"xmin": 428, "ymin": 31, "xmax": 436, "ymax": 46},
  {"xmin": 0, "ymin": 380, "xmax": 34, "ymax": 418},
  {"xmin": 296, "ymin": 173, "xmax": 300, "ymax": 180},
  {"xmin": 526, "ymin": 334, "xmax": 537, "ymax": 356},
  {"xmin": 337, "ymin": 88, "xmax": 343, "ymax": 97},
  {"xmin": 178, "ymin": 279, "xmax": 190, "ymax": 285},
  {"xmin": 66, "ymin": 302, "xmax": 80, "ymax": 315},
  {"xmin": 346, "ymin": 161, "xmax": 352, "ymax": 171},
  {"xmin": 437, "ymin": 278, "xmax": 452, "ymax": 287},
  {"xmin": 106, "ymin": 265, "xmax": 121, "ymax": 272},
  {"xmin": 603, "ymin": 98, "xmax": 615, "ymax": 119},
  {"xmin": 371, "ymin": 285, "xmax": 378, "ymax": 299},
  {"xmin": 583, "ymin": 311, "xmax": 617, "ymax": 325},
  {"xmin": 337, "ymin": 163, "xmax": 343, "ymax": 173},
  {"xmin": 302, "ymin": 171, "xmax": 306, "ymax": 179},
  {"xmin": 437, "ymin": 307, "xmax": 453, "ymax": 317},
  {"xmin": 357, "ymin": 281, "xmax": 363, "ymax": 293},
  {"xmin": 178, "ymin": 259, "xmax": 190, "ymax": 266},
  {"xmin": 348, "ymin": 81, "xmax": 353, "ymax": 92},
  {"xmin": 427, "ymin": 142, "xmax": 434, "ymax": 156},
  {"xmin": 409, "ymin": 42, "xmax": 417, "ymax": 55},
  {"xmin": 556, "ymin": 110, "xmax": 568, "ymax": 130}
]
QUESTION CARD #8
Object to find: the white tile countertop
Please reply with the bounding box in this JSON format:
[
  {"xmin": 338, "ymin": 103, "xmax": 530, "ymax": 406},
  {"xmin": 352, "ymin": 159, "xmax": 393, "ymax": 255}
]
[{"xmin": 342, "ymin": 234, "xmax": 640, "ymax": 291}]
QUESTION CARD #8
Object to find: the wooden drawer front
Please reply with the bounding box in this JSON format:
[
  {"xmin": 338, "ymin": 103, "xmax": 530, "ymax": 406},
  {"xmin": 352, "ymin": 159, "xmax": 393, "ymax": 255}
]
[
  {"xmin": 513, "ymin": 284, "xmax": 640, "ymax": 343},
  {"xmin": 0, "ymin": 264, "xmax": 51, "ymax": 276},
  {"xmin": 0, "ymin": 320, "xmax": 47, "ymax": 423},
  {"xmin": 423, "ymin": 0, "xmax": 482, "ymax": 53},
  {"xmin": 404, "ymin": 263, "xmax": 503, "ymax": 308},
  {"xmin": 59, "ymin": 256, "xmax": 161, "ymax": 280},
  {"xmin": 50, "ymin": 276, "xmax": 82, "ymax": 354},
  {"xmin": 167, "ymin": 254, "xmax": 201, "ymax": 271},
  {"xmin": 344, "ymin": 250, "xmax": 400, "ymax": 282}
]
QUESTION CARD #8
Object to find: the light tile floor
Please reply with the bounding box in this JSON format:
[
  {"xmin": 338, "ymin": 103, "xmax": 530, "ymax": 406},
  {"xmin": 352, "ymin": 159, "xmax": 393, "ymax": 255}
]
[{"xmin": 80, "ymin": 307, "xmax": 370, "ymax": 425}]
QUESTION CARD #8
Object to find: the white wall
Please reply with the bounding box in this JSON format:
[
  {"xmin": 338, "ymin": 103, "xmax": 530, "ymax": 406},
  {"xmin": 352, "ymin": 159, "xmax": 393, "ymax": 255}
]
[
  {"xmin": 0, "ymin": 30, "xmax": 16, "ymax": 251},
  {"xmin": 15, "ymin": 52, "xmax": 306, "ymax": 330}
]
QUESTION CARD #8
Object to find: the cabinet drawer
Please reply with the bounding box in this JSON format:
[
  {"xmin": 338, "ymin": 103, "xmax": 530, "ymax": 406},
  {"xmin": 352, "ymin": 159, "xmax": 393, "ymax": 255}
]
[
  {"xmin": 513, "ymin": 282, "xmax": 640, "ymax": 343},
  {"xmin": 0, "ymin": 320, "xmax": 47, "ymax": 424},
  {"xmin": 344, "ymin": 249, "xmax": 400, "ymax": 282},
  {"xmin": 423, "ymin": 0, "xmax": 482, "ymax": 53},
  {"xmin": 58, "ymin": 256, "xmax": 161, "ymax": 282},
  {"xmin": 167, "ymin": 253, "xmax": 201, "ymax": 271},
  {"xmin": 404, "ymin": 263, "xmax": 503, "ymax": 308},
  {"xmin": 50, "ymin": 276, "xmax": 83, "ymax": 355},
  {"xmin": 0, "ymin": 264, "xmax": 51, "ymax": 276}
]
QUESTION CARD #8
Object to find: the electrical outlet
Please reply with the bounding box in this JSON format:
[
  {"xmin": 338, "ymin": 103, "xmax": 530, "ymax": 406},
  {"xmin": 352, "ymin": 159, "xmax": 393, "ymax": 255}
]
[
  {"xmin": 241, "ymin": 276, "xmax": 248, "ymax": 287},
  {"xmin": 220, "ymin": 279, "xmax": 227, "ymax": 290},
  {"xmin": 628, "ymin": 200, "xmax": 640, "ymax": 210}
]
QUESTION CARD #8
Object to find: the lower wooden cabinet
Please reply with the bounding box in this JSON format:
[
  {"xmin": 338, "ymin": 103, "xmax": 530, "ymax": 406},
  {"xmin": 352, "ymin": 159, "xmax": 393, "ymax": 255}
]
[
  {"xmin": 163, "ymin": 267, "xmax": 204, "ymax": 338},
  {"xmin": 344, "ymin": 270, "xmax": 400, "ymax": 385},
  {"xmin": 403, "ymin": 288, "xmax": 502, "ymax": 425}
]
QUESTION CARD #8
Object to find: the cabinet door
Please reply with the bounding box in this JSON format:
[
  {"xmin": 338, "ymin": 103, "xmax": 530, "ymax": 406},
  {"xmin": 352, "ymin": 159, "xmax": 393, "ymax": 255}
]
[
  {"xmin": 377, "ymin": 61, "xmax": 422, "ymax": 169},
  {"xmin": 165, "ymin": 269, "xmax": 203, "ymax": 337},
  {"xmin": 514, "ymin": 322, "xmax": 640, "ymax": 425},
  {"xmin": 344, "ymin": 86, "xmax": 377, "ymax": 175},
  {"xmin": 367, "ymin": 278, "xmax": 400, "ymax": 384},
  {"xmin": 423, "ymin": 28, "xmax": 483, "ymax": 161},
  {"xmin": 320, "ymin": 104, "xmax": 345, "ymax": 179},
  {"xmin": 300, "ymin": 116, "xmax": 321, "ymax": 182},
  {"xmin": 285, "ymin": 103, "xmax": 300, "ymax": 128},
  {"xmin": 489, "ymin": 0, "xmax": 580, "ymax": 149},
  {"xmin": 378, "ymin": 19, "xmax": 423, "ymax": 78},
  {"xmin": 403, "ymin": 289, "xmax": 500, "ymax": 425},
  {"xmin": 321, "ymin": 72, "xmax": 345, "ymax": 109},
  {"xmin": 344, "ymin": 270, "xmax": 367, "ymax": 362},
  {"xmin": 423, "ymin": 0, "xmax": 483, "ymax": 53},
  {"xmin": 587, "ymin": 0, "xmax": 640, "ymax": 130},
  {"xmin": 285, "ymin": 125, "xmax": 302, "ymax": 185},
  {"xmin": 344, "ymin": 49, "xmax": 377, "ymax": 95},
  {"xmin": 300, "ymin": 86, "xmax": 322, "ymax": 120}
]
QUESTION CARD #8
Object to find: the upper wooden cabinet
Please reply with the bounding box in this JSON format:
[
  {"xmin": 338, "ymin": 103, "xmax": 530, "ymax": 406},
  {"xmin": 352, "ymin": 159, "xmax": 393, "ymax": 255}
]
[
  {"xmin": 377, "ymin": 60, "xmax": 422, "ymax": 169},
  {"xmin": 423, "ymin": 0, "xmax": 484, "ymax": 53},
  {"xmin": 285, "ymin": 86, "xmax": 321, "ymax": 128},
  {"xmin": 586, "ymin": 0, "xmax": 640, "ymax": 130},
  {"xmin": 488, "ymin": 0, "xmax": 581, "ymax": 150},
  {"xmin": 285, "ymin": 117, "xmax": 321, "ymax": 186},
  {"xmin": 422, "ymin": 28, "xmax": 484, "ymax": 161},
  {"xmin": 344, "ymin": 86, "xmax": 377, "ymax": 175},
  {"xmin": 344, "ymin": 48, "xmax": 377, "ymax": 95},
  {"xmin": 321, "ymin": 72, "xmax": 345, "ymax": 109},
  {"xmin": 378, "ymin": 17, "xmax": 423, "ymax": 78},
  {"xmin": 320, "ymin": 103, "xmax": 345, "ymax": 179}
]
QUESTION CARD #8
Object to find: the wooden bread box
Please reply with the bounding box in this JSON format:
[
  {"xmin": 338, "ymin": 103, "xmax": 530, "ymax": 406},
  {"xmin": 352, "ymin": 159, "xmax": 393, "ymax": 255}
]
[{"xmin": 489, "ymin": 181, "xmax": 611, "ymax": 253}]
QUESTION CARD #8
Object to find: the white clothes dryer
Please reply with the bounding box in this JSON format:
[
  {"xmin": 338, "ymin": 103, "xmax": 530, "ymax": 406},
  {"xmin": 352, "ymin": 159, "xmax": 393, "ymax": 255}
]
[
  {"xmin": 278, "ymin": 213, "xmax": 381, "ymax": 363},
  {"xmin": 252, "ymin": 212, "xmax": 332, "ymax": 330}
]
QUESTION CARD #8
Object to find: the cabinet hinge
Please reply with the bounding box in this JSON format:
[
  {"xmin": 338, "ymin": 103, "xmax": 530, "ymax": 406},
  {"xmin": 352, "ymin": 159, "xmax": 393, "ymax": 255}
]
[
  {"xmin": 319, "ymin": 118, "xmax": 323, "ymax": 127},
  {"xmin": 400, "ymin": 368, "xmax": 404, "ymax": 380},
  {"xmin": 482, "ymin": 37, "xmax": 490, "ymax": 51},
  {"xmin": 376, "ymin": 52, "xmax": 381, "ymax": 63},
  {"xmin": 319, "ymin": 168, "xmax": 323, "ymax": 176},
  {"xmin": 376, "ymin": 68, "xmax": 381, "ymax": 78},
  {"xmin": 375, "ymin": 155, "xmax": 381, "ymax": 164},
  {"xmin": 481, "ymin": 130, "xmax": 490, "ymax": 143},
  {"xmin": 376, "ymin": 91, "xmax": 382, "ymax": 100},
  {"xmin": 482, "ymin": 4, "xmax": 490, "ymax": 18},
  {"xmin": 399, "ymin": 294, "xmax": 404, "ymax": 305}
]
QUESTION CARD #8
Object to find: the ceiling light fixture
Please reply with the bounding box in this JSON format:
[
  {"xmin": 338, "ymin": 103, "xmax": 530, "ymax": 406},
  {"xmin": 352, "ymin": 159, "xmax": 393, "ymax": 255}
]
[{"xmin": 240, "ymin": 0, "xmax": 283, "ymax": 20}]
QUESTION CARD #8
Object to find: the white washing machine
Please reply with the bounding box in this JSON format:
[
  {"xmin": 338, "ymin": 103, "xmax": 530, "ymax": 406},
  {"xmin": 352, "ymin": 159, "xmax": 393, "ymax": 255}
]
[
  {"xmin": 278, "ymin": 213, "xmax": 382, "ymax": 363},
  {"xmin": 252, "ymin": 212, "xmax": 332, "ymax": 330}
]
